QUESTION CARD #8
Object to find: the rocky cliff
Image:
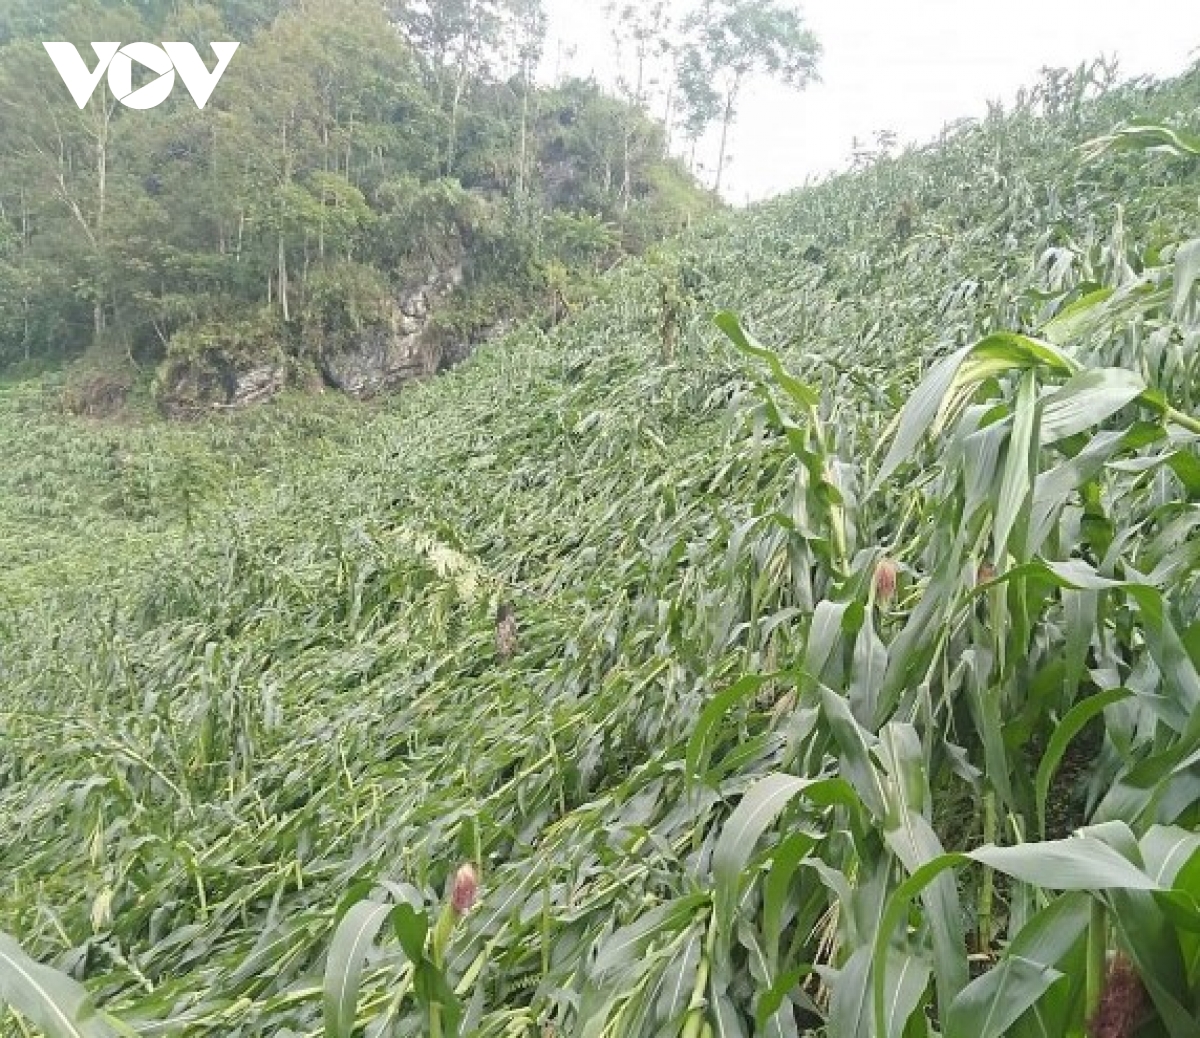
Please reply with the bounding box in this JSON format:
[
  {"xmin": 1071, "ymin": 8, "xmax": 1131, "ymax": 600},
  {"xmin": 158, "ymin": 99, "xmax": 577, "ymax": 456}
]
[
  {"xmin": 316, "ymin": 263, "xmax": 465, "ymax": 399},
  {"xmin": 155, "ymin": 260, "xmax": 468, "ymax": 416}
]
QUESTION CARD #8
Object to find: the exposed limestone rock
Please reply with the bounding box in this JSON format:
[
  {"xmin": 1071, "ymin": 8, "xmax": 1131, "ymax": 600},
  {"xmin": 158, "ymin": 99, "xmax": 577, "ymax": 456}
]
[
  {"xmin": 317, "ymin": 263, "xmax": 465, "ymax": 399},
  {"xmin": 157, "ymin": 352, "xmax": 285, "ymax": 419},
  {"xmin": 156, "ymin": 259, "xmax": 469, "ymax": 417}
]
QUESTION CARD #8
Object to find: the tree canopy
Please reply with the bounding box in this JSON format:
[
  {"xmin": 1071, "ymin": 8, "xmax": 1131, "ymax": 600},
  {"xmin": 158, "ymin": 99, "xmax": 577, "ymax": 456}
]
[
  {"xmin": 678, "ymin": 0, "xmax": 819, "ymax": 192},
  {"xmin": 0, "ymin": 0, "xmax": 725, "ymax": 382}
]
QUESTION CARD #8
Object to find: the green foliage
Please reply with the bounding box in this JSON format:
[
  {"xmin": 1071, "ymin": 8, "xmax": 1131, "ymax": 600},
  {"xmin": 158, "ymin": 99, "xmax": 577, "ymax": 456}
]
[
  {"xmin": 677, "ymin": 0, "xmax": 821, "ymax": 191},
  {"xmin": 301, "ymin": 262, "xmax": 395, "ymax": 341},
  {"xmin": 0, "ymin": 0, "xmax": 714, "ymax": 383},
  {"xmin": 3, "ymin": 52, "xmax": 1200, "ymax": 1038}
]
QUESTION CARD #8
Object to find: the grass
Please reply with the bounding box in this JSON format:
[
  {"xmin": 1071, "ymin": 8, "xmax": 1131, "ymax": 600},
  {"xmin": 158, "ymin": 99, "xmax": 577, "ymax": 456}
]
[{"xmin": 2, "ymin": 59, "xmax": 1200, "ymax": 1037}]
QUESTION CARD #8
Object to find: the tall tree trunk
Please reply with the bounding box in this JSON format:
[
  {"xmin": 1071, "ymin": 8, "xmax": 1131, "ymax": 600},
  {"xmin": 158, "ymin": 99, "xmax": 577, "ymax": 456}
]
[
  {"xmin": 212, "ymin": 123, "xmax": 222, "ymax": 254},
  {"xmin": 663, "ymin": 77, "xmax": 675, "ymax": 155},
  {"xmin": 714, "ymin": 84, "xmax": 738, "ymax": 195},
  {"xmin": 517, "ymin": 63, "xmax": 530, "ymax": 195},
  {"xmin": 621, "ymin": 36, "xmax": 647, "ymax": 212},
  {"xmin": 278, "ymin": 234, "xmax": 289, "ymax": 322},
  {"xmin": 622, "ymin": 129, "xmax": 631, "ymax": 212},
  {"xmin": 279, "ymin": 116, "xmax": 291, "ymax": 322},
  {"xmin": 445, "ymin": 0, "xmax": 477, "ymax": 177},
  {"xmin": 302, "ymin": 234, "xmax": 310, "ymax": 302},
  {"xmin": 446, "ymin": 67, "xmax": 467, "ymax": 175},
  {"xmin": 319, "ymin": 121, "xmax": 328, "ymax": 258},
  {"xmin": 92, "ymin": 90, "xmax": 111, "ymax": 345},
  {"xmin": 96, "ymin": 107, "xmax": 107, "ymax": 235}
]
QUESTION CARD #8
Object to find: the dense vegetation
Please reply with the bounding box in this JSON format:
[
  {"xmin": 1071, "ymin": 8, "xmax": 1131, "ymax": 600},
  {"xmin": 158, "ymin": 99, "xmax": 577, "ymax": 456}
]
[
  {"xmin": 0, "ymin": 0, "xmax": 731, "ymax": 395},
  {"xmin": 4, "ymin": 46, "xmax": 1200, "ymax": 1038}
]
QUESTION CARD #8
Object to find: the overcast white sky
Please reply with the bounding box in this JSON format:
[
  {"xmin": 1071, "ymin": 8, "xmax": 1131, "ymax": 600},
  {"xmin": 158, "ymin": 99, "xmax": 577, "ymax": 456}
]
[{"xmin": 541, "ymin": 0, "xmax": 1200, "ymax": 204}]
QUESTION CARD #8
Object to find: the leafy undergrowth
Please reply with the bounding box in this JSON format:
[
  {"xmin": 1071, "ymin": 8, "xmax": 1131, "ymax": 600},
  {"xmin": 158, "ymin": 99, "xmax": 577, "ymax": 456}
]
[{"xmin": 3, "ymin": 62, "xmax": 1200, "ymax": 1037}]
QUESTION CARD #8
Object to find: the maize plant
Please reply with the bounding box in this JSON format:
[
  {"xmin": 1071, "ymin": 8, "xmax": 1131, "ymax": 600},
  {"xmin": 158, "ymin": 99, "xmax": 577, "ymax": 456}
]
[{"xmin": 2, "ymin": 59, "xmax": 1200, "ymax": 1038}]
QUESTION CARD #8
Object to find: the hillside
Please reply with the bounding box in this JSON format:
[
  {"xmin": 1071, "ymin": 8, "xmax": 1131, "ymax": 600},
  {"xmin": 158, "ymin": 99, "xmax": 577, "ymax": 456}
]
[
  {"xmin": 3, "ymin": 60, "xmax": 1200, "ymax": 1038},
  {"xmin": 0, "ymin": 0, "xmax": 716, "ymax": 412}
]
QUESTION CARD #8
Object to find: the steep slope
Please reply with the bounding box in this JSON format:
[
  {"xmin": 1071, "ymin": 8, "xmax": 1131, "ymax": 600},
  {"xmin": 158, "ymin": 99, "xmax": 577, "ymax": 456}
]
[{"xmin": 2, "ymin": 63, "xmax": 1200, "ymax": 1038}]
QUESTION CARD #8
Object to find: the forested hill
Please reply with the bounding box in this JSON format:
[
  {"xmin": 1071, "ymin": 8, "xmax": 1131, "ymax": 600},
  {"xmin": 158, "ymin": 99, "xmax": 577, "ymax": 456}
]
[{"xmin": 0, "ymin": 0, "xmax": 716, "ymax": 412}]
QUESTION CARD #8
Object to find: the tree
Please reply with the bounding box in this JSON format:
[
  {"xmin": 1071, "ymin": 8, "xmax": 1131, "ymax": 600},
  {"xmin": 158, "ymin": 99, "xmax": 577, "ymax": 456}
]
[
  {"xmin": 606, "ymin": 0, "xmax": 672, "ymax": 210},
  {"xmin": 507, "ymin": 0, "xmax": 546, "ymax": 198},
  {"xmin": 393, "ymin": 0, "xmax": 513, "ymax": 176},
  {"xmin": 0, "ymin": 3, "xmax": 146, "ymax": 353},
  {"xmin": 675, "ymin": 46, "xmax": 721, "ymax": 176},
  {"xmin": 677, "ymin": 0, "xmax": 820, "ymax": 194}
]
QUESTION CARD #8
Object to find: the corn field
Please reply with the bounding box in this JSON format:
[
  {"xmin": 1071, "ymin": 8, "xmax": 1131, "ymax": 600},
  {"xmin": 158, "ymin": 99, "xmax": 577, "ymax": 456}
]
[{"xmin": 3, "ymin": 60, "xmax": 1200, "ymax": 1038}]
